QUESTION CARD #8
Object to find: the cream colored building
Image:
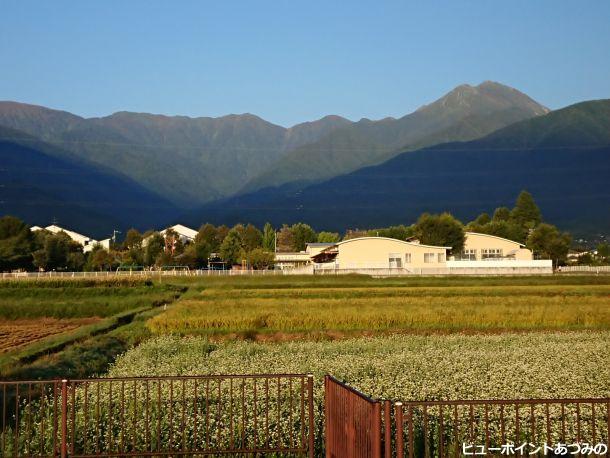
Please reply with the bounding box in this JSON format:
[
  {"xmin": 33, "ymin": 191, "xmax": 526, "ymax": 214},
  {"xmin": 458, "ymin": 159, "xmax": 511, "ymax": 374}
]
[
  {"xmin": 455, "ymin": 232, "xmax": 533, "ymax": 261},
  {"xmin": 275, "ymin": 243, "xmax": 335, "ymax": 270},
  {"xmin": 274, "ymin": 234, "xmax": 550, "ymax": 275},
  {"xmin": 312, "ymin": 237, "xmax": 450, "ymax": 269}
]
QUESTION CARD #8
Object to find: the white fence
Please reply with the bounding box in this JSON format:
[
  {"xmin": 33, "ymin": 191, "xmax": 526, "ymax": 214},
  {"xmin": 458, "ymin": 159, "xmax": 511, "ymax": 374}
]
[
  {"xmin": 557, "ymin": 265, "xmax": 610, "ymax": 273},
  {"xmin": 0, "ymin": 269, "xmax": 288, "ymax": 280},
  {"xmin": 4, "ymin": 263, "xmax": 609, "ymax": 280}
]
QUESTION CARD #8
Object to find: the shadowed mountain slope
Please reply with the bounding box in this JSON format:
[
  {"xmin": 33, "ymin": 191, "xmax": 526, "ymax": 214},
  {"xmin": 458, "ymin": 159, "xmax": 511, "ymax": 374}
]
[
  {"xmin": 184, "ymin": 99, "xmax": 610, "ymax": 236},
  {"xmin": 0, "ymin": 103, "xmax": 352, "ymax": 206},
  {"xmin": 242, "ymin": 81, "xmax": 548, "ymax": 193},
  {"xmin": 0, "ymin": 125, "xmax": 178, "ymax": 238}
]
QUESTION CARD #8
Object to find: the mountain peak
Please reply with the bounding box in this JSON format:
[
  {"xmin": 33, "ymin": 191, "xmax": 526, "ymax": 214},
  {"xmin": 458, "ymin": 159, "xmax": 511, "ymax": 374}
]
[{"xmin": 415, "ymin": 81, "xmax": 548, "ymax": 116}]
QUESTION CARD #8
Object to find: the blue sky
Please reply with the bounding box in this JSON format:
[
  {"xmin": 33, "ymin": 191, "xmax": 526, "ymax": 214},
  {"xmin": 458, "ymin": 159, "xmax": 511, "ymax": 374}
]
[{"xmin": 1, "ymin": 1, "xmax": 609, "ymax": 127}]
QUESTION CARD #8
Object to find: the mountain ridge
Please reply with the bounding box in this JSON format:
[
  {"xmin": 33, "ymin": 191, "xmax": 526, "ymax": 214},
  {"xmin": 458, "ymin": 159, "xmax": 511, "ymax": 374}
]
[
  {"xmin": 241, "ymin": 81, "xmax": 549, "ymax": 193},
  {"xmin": 0, "ymin": 81, "xmax": 547, "ymax": 207},
  {"xmin": 183, "ymin": 98, "xmax": 610, "ymax": 236}
]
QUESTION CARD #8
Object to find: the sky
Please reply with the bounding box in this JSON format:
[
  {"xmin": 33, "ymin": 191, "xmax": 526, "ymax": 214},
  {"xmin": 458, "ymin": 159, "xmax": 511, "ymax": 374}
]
[{"xmin": 1, "ymin": 1, "xmax": 609, "ymax": 127}]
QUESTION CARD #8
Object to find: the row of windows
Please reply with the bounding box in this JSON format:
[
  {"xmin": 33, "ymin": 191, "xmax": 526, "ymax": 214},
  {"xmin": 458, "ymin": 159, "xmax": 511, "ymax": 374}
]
[
  {"xmin": 388, "ymin": 252, "xmax": 445, "ymax": 266},
  {"xmin": 459, "ymin": 248, "xmax": 504, "ymax": 260}
]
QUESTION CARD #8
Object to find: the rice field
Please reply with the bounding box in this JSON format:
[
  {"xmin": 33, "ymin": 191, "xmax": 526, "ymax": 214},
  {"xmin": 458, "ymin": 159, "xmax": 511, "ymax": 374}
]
[
  {"xmin": 0, "ymin": 278, "xmax": 180, "ymax": 319},
  {"xmin": 0, "ymin": 317, "xmax": 100, "ymax": 353},
  {"xmin": 0, "ymin": 278, "xmax": 184, "ymax": 374},
  {"xmin": 147, "ymin": 281, "xmax": 610, "ymax": 337}
]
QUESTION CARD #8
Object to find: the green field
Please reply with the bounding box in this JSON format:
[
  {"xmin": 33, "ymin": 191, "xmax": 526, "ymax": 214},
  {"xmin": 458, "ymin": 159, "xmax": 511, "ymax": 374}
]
[
  {"xmin": 148, "ymin": 278, "xmax": 610, "ymax": 337},
  {"xmin": 2, "ymin": 274, "xmax": 609, "ymax": 384},
  {"xmin": 1, "ymin": 274, "xmax": 609, "ymax": 455},
  {"xmin": 0, "ymin": 278, "xmax": 184, "ymax": 379}
]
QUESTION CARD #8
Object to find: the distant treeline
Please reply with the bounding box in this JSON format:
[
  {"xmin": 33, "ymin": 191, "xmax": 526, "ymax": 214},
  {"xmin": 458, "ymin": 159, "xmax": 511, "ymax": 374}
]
[{"xmin": 1, "ymin": 191, "xmax": 607, "ymax": 272}]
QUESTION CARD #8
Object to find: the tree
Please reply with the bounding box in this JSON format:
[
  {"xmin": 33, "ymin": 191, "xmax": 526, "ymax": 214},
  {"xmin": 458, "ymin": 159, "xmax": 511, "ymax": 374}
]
[
  {"xmin": 246, "ymin": 248, "xmax": 275, "ymax": 269},
  {"xmin": 122, "ymin": 228, "xmax": 143, "ymax": 250},
  {"xmin": 143, "ymin": 232, "xmax": 164, "ymax": 266},
  {"xmin": 262, "ymin": 223, "xmax": 276, "ymax": 251},
  {"xmin": 196, "ymin": 223, "xmax": 223, "ymax": 252},
  {"xmin": 470, "ymin": 220, "xmax": 524, "ymax": 244},
  {"xmin": 343, "ymin": 229, "xmax": 368, "ymax": 240},
  {"xmin": 473, "ymin": 213, "xmax": 491, "ymax": 226},
  {"xmin": 87, "ymin": 247, "xmax": 116, "ymax": 271},
  {"xmin": 176, "ymin": 244, "xmax": 200, "ymax": 269},
  {"xmin": 492, "ymin": 207, "xmax": 511, "ymax": 222},
  {"xmin": 596, "ymin": 243, "xmax": 610, "ymax": 263},
  {"xmin": 413, "ymin": 212, "xmax": 465, "ymax": 254},
  {"xmin": 289, "ymin": 223, "xmax": 316, "ymax": 251},
  {"xmin": 163, "ymin": 228, "xmax": 184, "ymax": 256},
  {"xmin": 241, "ymin": 224, "xmax": 263, "ymax": 252},
  {"xmin": 367, "ymin": 225, "xmax": 414, "ymax": 240},
  {"xmin": 526, "ymin": 223, "xmax": 571, "ymax": 268},
  {"xmin": 511, "ymin": 190, "xmax": 542, "ymax": 229},
  {"xmin": 276, "ymin": 225, "xmax": 295, "ymax": 252},
  {"xmin": 32, "ymin": 231, "xmax": 84, "ymax": 271},
  {"xmin": 121, "ymin": 228, "xmax": 144, "ymax": 265},
  {"xmin": 215, "ymin": 225, "xmax": 230, "ymax": 248},
  {"xmin": 0, "ymin": 216, "xmax": 35, "ymax": 271},
  {"xmin": 219, "ymin": 228, "xmax": 245, "ymax": 265},
  {"xmin": 317, "ymin": 231, "xmax": 340, "ymax": 243}
]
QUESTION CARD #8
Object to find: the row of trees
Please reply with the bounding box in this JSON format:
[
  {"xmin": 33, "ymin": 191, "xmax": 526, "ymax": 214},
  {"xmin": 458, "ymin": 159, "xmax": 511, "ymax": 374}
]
[{"xmin": 0, "ymin": 190, "xmax": 594, "ymax": 272}]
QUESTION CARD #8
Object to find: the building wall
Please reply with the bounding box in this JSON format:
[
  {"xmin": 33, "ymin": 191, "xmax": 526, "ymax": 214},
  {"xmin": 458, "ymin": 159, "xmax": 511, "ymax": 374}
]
[
  {"xmin": 335, "ymin": 237, "xmax": 448, "ymax": 269},
  {"xmin": 461, "ymin": 233, "xmax": 533, "ymax": 261},
  {"xmin": 306, "ymin": 245, "xmax": 334, "ymax": 257}
]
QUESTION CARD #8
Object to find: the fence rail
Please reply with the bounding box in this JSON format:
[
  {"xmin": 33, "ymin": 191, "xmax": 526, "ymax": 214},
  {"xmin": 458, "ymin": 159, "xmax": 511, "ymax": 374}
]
[{"xmin": 1, "ymin": 374, "xmax": 315, "ymax": 457}]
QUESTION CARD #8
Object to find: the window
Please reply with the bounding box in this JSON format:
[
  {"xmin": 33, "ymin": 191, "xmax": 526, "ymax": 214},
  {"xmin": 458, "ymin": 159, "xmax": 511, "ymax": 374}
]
[
  {"xmin": 481, "ymin": 248, "xmax": 503, "ymax": 259},
  {"xmin": 424, "ymin": 253, "xmax": 435, "ymax": 263},
  {"xmin": 389, "ymin": 253, "xmax": 402, "ymax": 268},
  {"xmin": 405, "ymin": 253, "xmax": 412, "ymax": 264},
  {"xmin": 459, "ymin": 249, "xmax": 476, "ymax": 260},
  {"xmin": 437, "ymin": 253, "xmax": 445, "ymax": 263}
]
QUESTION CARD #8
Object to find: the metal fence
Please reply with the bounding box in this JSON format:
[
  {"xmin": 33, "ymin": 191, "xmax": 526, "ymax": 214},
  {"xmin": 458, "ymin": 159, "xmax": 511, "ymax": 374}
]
[
  {"xmin": 325, "ymin": 376, "xmax": 382, "ymax": 458},
  {"xmin": 393, "ymin": 398, "xmax": 610, "ymax": 457},
  {"xmin": 324, "ymin": 377, "xmax": 609, "ymax": 458},
  {"xmin": 1, "ymin": 374, "xmax": 315, "ymax": 457}
]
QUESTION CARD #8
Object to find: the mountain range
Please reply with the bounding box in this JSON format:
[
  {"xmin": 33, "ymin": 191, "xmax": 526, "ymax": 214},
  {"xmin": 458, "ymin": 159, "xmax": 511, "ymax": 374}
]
[
  {"xmin": 184, "ymin": 99, "xmax": 610, "ymax": 235},
  {"xmin": 1, "ymin": 82, "xmax": 608, "ymax": 237},
  {"xmin": 0, "ymin": 82, "xmax": 545, "ymax": 207},
  {"xmin": 242, "ymin": 81, "xmax": 549, "ymax": 193}
]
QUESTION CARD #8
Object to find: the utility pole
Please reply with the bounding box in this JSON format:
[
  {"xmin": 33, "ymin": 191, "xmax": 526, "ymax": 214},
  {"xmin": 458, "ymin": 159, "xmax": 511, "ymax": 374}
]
[{"xmin": 112, "ymin": 230, "xmax": 121, "ymax": 249}]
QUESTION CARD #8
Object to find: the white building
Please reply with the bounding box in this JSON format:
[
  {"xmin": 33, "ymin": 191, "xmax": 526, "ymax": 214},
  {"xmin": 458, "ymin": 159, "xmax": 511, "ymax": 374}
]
[
  {"xmin": 159, "ymin": 224, "xmax": 198, "ymax": 244},
  {"xmin": 31, "ymin": 225, "xmax": 98, "ymax": 253}
]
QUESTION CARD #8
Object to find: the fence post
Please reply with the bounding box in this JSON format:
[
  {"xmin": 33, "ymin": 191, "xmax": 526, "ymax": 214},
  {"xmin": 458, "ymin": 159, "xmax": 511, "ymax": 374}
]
[
  {"xmin": 373, "ymin": 401, "xmax": 382, "ymax": 458},
  {"xmin": 324, "ymin": 375, "xmax": 330, "ymax": 458},
  {"xmin": 61, "ymin": 379, "xmax": 68, "ymax": 458},
  {"xmin": 395, "ymin": 402, "xmax": 404, "ymax": 458},
  {"xmin": 307, "ymin": 374, "xmax": 315, "ymax": 458},
  {"xmin": 384, "ymin": 399, "xmax": 392, "ymax": 458}
]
